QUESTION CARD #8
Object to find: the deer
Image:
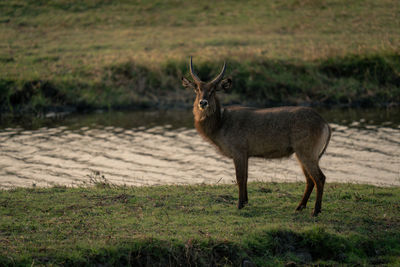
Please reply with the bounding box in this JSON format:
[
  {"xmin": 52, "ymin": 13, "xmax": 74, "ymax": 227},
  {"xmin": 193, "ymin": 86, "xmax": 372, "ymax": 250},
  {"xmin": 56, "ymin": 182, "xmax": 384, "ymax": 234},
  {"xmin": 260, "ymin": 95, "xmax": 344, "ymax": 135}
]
[{"xmin": 181, "ymin": 57, "xmax": 332, "ymax": 216}]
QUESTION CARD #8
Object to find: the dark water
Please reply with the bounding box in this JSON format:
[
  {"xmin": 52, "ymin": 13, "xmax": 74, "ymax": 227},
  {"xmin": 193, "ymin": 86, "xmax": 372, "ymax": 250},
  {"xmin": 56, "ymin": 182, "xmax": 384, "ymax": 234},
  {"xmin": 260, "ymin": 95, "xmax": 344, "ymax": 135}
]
[{"xmin": 0, "ymin": 108, "xmax": 399, "ymax": 189}]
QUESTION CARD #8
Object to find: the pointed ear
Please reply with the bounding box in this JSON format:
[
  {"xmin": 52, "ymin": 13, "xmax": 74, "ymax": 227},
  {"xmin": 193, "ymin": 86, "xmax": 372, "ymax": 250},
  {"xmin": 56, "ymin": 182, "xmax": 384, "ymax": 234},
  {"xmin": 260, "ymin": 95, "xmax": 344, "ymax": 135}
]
[
  {"xmin": 181, "ymin": 77, "xmax": 197, "ymax": 92},
  {"xmin": 218, "ymin": 78, "xmax": 232, "ymax": 92}
]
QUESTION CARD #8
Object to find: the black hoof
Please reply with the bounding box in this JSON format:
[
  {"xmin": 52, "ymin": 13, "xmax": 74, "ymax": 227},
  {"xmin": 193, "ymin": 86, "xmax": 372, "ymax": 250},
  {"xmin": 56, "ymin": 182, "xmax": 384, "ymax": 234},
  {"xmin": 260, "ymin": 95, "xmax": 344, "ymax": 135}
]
[
  {"xmin": 296, "ymin": 204, "xmax": 306, "ymax": 211},
  {"xmin": 237, "ymin": 201, "xmax": 246, "ymax": 209},
  {"xmin": 311, "ymin": 209, "xmax": 321, "ymax": 216}
]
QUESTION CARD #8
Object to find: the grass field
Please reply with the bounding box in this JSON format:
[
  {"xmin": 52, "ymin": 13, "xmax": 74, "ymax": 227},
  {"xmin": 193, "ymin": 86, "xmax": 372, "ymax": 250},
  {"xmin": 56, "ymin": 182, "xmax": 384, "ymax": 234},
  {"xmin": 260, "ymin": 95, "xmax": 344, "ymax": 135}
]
[
  {"xmin": 1, "ymin": 182, "xmax": 399, "ymax": 266},
  {"xmin": 1, "ymin": 0, "xmax": 400, "ymax": 113},
  {"xmin": 1, "ymin": 2, "xmax": 400, "ymax": 265}
]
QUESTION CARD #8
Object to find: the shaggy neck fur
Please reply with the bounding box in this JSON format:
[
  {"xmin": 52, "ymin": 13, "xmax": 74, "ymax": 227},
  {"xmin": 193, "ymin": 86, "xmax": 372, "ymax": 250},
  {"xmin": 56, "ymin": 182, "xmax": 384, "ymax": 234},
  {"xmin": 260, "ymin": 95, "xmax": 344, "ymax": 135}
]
[{"xmin": 193, "ymin": 96, "xmax": 222, "ymax": 143}]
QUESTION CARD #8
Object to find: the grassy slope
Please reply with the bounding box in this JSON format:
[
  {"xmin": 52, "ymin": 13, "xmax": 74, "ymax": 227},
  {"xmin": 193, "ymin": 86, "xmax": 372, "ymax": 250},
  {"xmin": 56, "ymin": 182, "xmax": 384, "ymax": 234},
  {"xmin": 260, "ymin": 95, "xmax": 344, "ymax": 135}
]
[
  {"xmin": 1, "ymin": 0, "xmax": 400, "ymax": 112},
  {"xmin": 1, "ymin": 182, "xmax": 400, "ymax": 266}
]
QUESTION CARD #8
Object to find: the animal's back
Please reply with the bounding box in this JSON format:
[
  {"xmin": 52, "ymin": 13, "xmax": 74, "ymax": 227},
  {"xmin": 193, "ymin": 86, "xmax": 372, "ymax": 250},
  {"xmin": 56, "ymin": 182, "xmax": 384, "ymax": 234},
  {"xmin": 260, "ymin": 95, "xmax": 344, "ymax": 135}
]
[{"xmin": 218, "ymin": 106, "xmax": 328, "ymax": 159}]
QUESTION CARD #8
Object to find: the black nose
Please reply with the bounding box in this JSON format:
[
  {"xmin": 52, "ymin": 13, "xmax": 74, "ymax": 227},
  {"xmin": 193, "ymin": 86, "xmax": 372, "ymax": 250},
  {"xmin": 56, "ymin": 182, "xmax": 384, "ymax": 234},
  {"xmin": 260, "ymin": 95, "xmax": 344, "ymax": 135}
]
[{"xmin": 199, "ymin": 99, "xmax": 208, "ymax": 109}]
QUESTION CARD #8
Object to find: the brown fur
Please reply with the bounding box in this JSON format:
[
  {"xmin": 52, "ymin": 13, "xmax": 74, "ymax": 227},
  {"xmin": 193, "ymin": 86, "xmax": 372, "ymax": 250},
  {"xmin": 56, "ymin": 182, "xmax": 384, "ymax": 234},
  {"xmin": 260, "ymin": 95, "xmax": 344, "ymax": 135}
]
[{"xmin": 182, "ymin": 61, "xmax": 331, "ymax": 216}]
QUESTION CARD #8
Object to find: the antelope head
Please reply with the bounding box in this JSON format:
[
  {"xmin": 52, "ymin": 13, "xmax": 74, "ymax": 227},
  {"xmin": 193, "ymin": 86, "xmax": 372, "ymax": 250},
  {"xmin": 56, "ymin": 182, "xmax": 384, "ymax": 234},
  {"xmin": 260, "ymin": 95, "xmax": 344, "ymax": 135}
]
[{"xmin": 182, "ymin": 57, "xmax": 232, "ymax": 117}]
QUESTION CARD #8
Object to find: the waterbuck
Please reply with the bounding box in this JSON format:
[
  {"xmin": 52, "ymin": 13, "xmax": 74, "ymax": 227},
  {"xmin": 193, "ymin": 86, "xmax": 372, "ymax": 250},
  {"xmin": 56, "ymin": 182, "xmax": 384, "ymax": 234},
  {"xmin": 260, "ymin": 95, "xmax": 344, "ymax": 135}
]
[{"xmin": 182, "ymin": 57, "xmax": 331, "ymax": 216}]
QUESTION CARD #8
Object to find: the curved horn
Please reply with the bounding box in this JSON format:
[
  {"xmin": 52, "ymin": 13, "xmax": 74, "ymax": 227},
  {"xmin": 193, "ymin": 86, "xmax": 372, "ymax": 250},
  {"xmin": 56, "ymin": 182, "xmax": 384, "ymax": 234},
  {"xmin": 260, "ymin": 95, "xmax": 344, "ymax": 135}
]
[
  {"xmin": 210, "ymin": 61, "xmax": 226, "ymax": 85},
  {"xmin": 190, "ymin": 56, "xmax": 201, "ymax": 83}
]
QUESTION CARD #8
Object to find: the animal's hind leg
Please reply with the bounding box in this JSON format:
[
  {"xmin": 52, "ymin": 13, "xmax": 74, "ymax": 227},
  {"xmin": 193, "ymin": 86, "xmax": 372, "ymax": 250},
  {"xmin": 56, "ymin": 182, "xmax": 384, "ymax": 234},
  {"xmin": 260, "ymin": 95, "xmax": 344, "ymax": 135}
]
[
  {"xmin": 296, "ymin": 155, "xmax": 326, "ymax": 216},
  {"xmin": 312, "ymin": 166, "xmax": 326, "ymax": 216},
  {"xmin": 296, "ymin": 164, "xmax": 315, "ymax": 211}
]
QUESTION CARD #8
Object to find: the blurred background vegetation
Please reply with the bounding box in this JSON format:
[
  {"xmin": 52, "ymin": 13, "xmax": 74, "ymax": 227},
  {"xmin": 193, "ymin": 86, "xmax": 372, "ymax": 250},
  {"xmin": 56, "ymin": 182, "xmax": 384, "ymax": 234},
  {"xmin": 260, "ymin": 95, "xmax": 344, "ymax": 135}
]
[{"xmin": 1, "ymin": 0, "xmax": 399, "ymax": 113}]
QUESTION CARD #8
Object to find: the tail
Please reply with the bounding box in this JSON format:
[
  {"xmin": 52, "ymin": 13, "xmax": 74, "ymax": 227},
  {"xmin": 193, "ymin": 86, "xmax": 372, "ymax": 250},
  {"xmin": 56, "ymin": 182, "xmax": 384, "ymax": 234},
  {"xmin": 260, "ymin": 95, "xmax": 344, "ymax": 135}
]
[{"xmin": 319, "ymin": 123, "xmax": 331, "ymax": 160}]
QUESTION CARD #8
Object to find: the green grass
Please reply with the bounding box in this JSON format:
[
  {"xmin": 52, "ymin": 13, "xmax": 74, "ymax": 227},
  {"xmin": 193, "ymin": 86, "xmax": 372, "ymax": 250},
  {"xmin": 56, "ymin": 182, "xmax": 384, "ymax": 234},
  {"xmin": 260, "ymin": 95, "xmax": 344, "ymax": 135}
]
[
  {"xmin": 1, "ymin": 182, "xmax": 400, "ymax": 266},
  {"xmin": 1, "ymin": 0, "xmax": 400, "ymax": 113}
]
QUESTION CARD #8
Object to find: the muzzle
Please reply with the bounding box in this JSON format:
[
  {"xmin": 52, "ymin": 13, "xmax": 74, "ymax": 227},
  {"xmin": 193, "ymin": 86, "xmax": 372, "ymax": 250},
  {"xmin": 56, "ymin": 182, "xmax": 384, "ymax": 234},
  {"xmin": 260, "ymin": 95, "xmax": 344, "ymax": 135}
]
[{"xmin": 199, "ymin": 99, "xmax": 208, "ymax": 109}]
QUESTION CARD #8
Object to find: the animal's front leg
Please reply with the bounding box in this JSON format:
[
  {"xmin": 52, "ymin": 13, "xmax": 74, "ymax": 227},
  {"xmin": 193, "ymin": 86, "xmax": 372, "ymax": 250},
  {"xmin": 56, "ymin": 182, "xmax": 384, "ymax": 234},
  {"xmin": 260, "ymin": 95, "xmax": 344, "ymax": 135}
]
[{"xmin": 233, "ymin": 156, "xmax": 248, "ymax": 209}]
